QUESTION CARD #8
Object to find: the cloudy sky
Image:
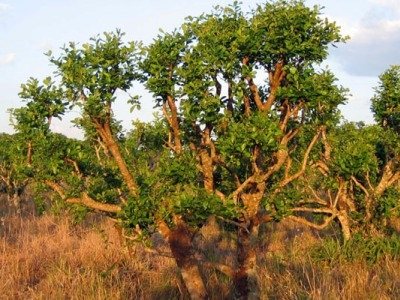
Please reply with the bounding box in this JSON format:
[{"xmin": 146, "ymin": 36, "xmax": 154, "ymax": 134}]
[{"xmin": 0, "ymin": 0, "xmax": 399, "ymax": 138}]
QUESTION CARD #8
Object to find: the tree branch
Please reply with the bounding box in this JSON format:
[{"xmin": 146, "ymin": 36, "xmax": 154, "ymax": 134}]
[
  {"xmin": 264, "ymin": 61, "xmax": 285, "ymax": 112},
  {"xmin": 66, "ymin": 193, "xmax": 122, "ymax": 213},
  {"xmin": 351, "ymin": 176, "xmax": 369, "ymax": 196},
  {"xmin": 44, "ymin": 180, "xmax": 121, "ymax": 213},
  {"xmin": 291, "ymin": 207, "xmax": 334, "ymax": 214},
  {"xmin": 273, "ymin": 129, "xmax": 321, "ymax": 194},
  {"xmin": 288, "ymin": 214, "xmax": 335, "ymax": 230},
  {"xmin": 65, "ymin": 158, "xmax": 82, "ymax": 178}
]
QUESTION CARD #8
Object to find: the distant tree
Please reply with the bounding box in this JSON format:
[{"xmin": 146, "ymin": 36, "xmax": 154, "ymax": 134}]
[
  {"xmin": 0, "ymin": 133, "xmax": 29, "ymax": 213},
  {"xmin": 372, "ymin": 65, "xmax": 400, "ymax": 132},
  {"xmin": 286, "ymin": 123, "xmax": 400, "ymax": 240},
  {"xmin": 287, "ymin": 66, "xmax": 400, "ymax": 241}
]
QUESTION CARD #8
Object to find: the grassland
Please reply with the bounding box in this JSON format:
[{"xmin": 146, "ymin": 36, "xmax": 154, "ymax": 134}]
[{"xmin": 1, "ymin": 206, "xmax": 400, "ymax": 299}]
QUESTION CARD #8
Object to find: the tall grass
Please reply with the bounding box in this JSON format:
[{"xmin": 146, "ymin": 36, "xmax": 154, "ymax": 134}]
[
  {"xmin": 311, "ymin": 234, "xmax": 400, "ymax": 264},
  {"xmin": 1, "ymin": 214, "xmax": 400, "ymax": 299},
  {"xmin": 0, "ymin": 214, "xmax": 181, "ymax": 299}
]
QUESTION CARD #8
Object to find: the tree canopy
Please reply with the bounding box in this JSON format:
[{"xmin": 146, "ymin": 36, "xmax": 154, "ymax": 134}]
[{"xmin": 3, "ymin": 1, "xmax": 400, "ymax": 299}]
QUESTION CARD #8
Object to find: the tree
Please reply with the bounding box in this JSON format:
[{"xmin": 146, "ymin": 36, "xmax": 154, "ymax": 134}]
[
  {"xmin": 286, "ymin": 123, "xmax": 400, "ymax": 240},
  {"xmin": 140, "ymin": 1, "xmax": 347, "ymax": 298},
  {"xmin": 0, "ymin": 133, "xmax": 29, "ymax": 213},
  {"xmin": 48, "ymin": 29, "xmax": 142, "ymax": 198},
  {"xmin": 287, "ymin": 65, "xmax": 400, "ymax": 240},
  {"xmin": 2, "ymin": 77, "xmax": 66, "ymax": 213},
  {"xmin": 372, "ymin": 65, "xmax": 400, "ymax": 133},
  {"xmin": 10, "ymin": 1, "xmax": 349, "ymax": 299}
]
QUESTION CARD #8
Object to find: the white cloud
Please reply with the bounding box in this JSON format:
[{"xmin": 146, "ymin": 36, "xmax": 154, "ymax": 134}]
[
  {"xmin": 371, "ymin": 0, "xmax": 400, "ymax": 12},
  {"xmin": 0, "ymin": 2, "xmax": 10, "ymax": 14},
  {"xmin": 0, "ymin": 52, "xmax": 16, "ymax": 65},
  {"xmin": 332, "ymin": 1, "xmax": 400, "ymax": 76}
]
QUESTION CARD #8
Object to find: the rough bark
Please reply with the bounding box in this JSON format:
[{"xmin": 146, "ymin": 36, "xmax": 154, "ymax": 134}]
[
  {"xmin": 96, "ymin": 121, "xmax": 139, "ymax": 198},
  {"xmin": 199, "ymin": 149, "xmax": 214, "ymax": 193},
  {"xmin": 66, "ymin": 193, "xmax": 122, "ymax": 213},
  {"xmin": 233, "ymin": 185, "xmax": 266, "ymax": 299},
  {"xmin": 166, "ymin": 95, "xmax": 182, "ymax": 154},
  {"xmin": 158, "ymin": 220, "xmax": 208, "ymax": 300},
  {"xmin": 27, "ymin": 141, "xmax": 32, "ymax": 166},
  {"xmin": 337, "ymin": 211, "xmax": 351, "ymax": 241},
  {"xmin": 243, "ymin": 57, "xmax": 285, "ymax": 113},
  {"xmin": 8, "ymin": 192, "xmax": 21, "ymax": 214},
  {"xmin": 234, "ymin": 222, "xmax": 260, "ymax": 300}
]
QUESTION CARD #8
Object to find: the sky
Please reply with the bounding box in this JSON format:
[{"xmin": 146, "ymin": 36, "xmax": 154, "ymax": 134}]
[{"xmin": 0, "ymin": 0, "xmax": 399, "ymax": 138}]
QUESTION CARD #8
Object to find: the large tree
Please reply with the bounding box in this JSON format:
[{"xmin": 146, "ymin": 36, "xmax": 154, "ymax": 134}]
[
  {"xmin": 140, "ymin": 1, "xmax": 347, "ymax": 298},
  {"xmin": 10, "ymin": 1, "xmax": 349, "ymax": 299}
]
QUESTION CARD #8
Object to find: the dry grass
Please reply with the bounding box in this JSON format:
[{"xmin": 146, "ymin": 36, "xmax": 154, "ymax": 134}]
[
  {"xmin": 259, "ymin": 219, "xmax": 400, "ymax": 299},
  {"xmin": 259, "ymin": 251, "xmax": 400, "ymax": 299},
  {"xmin": 1, "ymin": 213, "xmax": 400, "ymax": 299},
  {"xmin": 0, "ymin": 213, "xmax": 181, "ymax": 299}
]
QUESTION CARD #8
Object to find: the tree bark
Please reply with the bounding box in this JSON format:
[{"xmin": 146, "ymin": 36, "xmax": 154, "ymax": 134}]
[
  {"xmin": 199, "ymin": 149, "xmax": 214, "ymax": 193},
  {"xmin": 158, "ymin": 220, "xmax": 208, "ymax": 300},
  {"xmin": 66, "ymin": 193, "xmax": 122, "ymax": 213},
  {"xmin": 44, "ymin": 180, "xmax": 122, "ymax": 213},
  {"xmin": 8, "ymin": 192, "xmax": 21, "ymax": 214},
  {"xmin": 27, "ymin": 141, "xmax": 32, "ymax": 166},
  {"xmin": 337, "ymin": 211, "xmax": 351, "ymax": 242},
  {"xmin": 166, "ymin": 95, "xmax": 183, "ymax": 154},
  {"xmin": 234, "ymin": 222, "xmax": 260, "ymax": 299},
  {"xmin": 98, "ymin": 122, "xmax": 139, "ymax": 198}
]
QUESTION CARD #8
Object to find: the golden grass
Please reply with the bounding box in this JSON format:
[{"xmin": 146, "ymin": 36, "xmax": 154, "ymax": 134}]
[
  {"xmin": 0, "ymin": 214, "xmax": 181, "ymax": 299},
  {"xmin": 1, "ymin": 214, "xmax": 400, "ymax": 299}
]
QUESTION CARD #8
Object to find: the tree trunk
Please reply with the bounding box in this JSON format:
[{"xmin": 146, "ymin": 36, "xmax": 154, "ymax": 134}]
[
  {"xmin": 100, "ymin": 123, "xmax": 139, "ymax": 198},
  {"xmin": 166, "ymin": 95, "xmax": 182, "ymax": 154},
  {"xmin": 8, "ymin": 192, "xmax": 21, "ymax": 214},
  {"xmin": 337, "ymin": 211, "xmax": 351, "ymax": 242},
  {"xmin": 199, "ymin": 149, "xmax": 214, "ymax": 192},
  {"xmin": 234, "ymin": 223, "xmax": 260, "ymax": 300},
  {"xmin": 158, "ymin": 220, "xmax": 208, "ymax": 300},
  {"xmin": 364, "ymin": 196, "xmax": 374, "ymax": 224},
  {"xmin": 27, "ymin": 141, "xmax": 32, "ymax": 166}
]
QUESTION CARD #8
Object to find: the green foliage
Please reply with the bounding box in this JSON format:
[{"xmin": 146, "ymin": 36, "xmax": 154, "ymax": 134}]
[
  {"xmin": 11, "ymin": 77, "xmax": 66, "ymax": 137},
  {"xmin": 311, "ymin": 234, "xmax": 400, "ymax": 264},
  {"xmin": 329, "ymin": 123, "xmax": 380, "ymax": 179},
  {"xmin": 268, "ymin": 185, "xmax": 303, "ymax": 219},
  {"xmin": 160, "ymin": 153, "xmax": 199, "ymax": 186},
  {"xmin": 69, "ymin": 204, "xmax": 90, "ymax": 224},
  {"xmin": 0, "ymin": 133, "xmax": 31, "ymax": 198},
  {"xmin": 0, "ymin": 134, "xmax": 30, "ymax": 178},
  {"xmin": 279, "ymin": 69, "xmax": 348, "ymax": 126},
  {"xmin": 124, "ymin": 115, "xmax": 168, "ymax": 158},
  {"xmin": 173, "ymin": 187, "xmax": 238, "ymax": 227},
  {"xmin": 33, "ymin": 195, "xmax": 47, "ymax": 216},
  {"xmin": 218, "ymin": 112, "xmax": 281, "ymax": 170},
  {"xmin": 49, "ymin": 30, "xmax": 142, "ymax": 121},
  {"xmin": 250, "ymin": 0, "xmax": 348, "ymax": 67},
  {"xmin": 371, "ymin": 65, "xmax": 400, "ymax": 133},
  {"xmin": 140, "ymin": 30, "xmax": 188, "ymax": 102},
  {"xmin": 376, "ymin": 187, "xmax": 400, "ymax": 218},
  {"xmin": 121, "ymin": 194, "xmax": 156, "ymax": 230}
]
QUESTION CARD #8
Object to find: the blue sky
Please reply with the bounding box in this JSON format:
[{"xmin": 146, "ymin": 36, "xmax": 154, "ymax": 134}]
[{"xmin": 0, "ymin": 0, "xmax": 399, "ymax": 138}]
